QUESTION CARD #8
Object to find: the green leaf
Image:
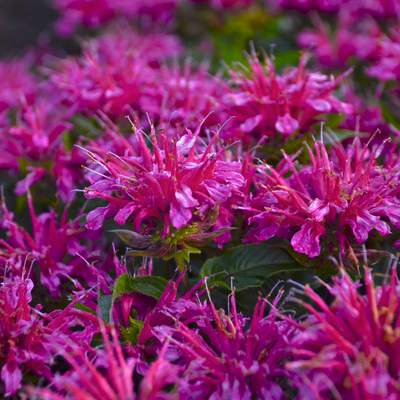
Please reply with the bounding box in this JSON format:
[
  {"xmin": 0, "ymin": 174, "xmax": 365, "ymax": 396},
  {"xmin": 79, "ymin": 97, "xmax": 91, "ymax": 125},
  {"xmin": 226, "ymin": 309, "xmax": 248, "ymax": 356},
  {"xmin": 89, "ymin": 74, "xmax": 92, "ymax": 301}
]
[
  {"xmin": 98, "ymin": 291, "xmax": 112, "ymax": 325},
  {"xmin": 121, "ymin": 318, "xmax": 144, "ymax": 345},
  {"xmin": 199, "ymin": 242, "xmax": 306, "ymax": 291},
  {"xmin": 381, "ymin": 104, "xmax": 400, "ymax": 131},
  {"xmin": 112, "ymin": 274, "xmax": 169, "ymax": 302},
  {"xmin": 74, "ymin": 302, "xmax": 97, "ymax": 316}
]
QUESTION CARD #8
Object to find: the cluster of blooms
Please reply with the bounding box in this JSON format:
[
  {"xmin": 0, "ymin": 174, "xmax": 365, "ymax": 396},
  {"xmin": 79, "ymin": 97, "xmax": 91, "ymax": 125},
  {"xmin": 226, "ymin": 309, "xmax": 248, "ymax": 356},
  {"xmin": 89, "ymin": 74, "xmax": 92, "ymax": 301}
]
[
  {"xmin": 151, "ymin": 288, "xmax": 293, "ymax": 399},
  {"xmin": 0, "ymin": 274, "xmax": 100, "ymax": 397},
  {"xmin": 296, "ymin": 13, "xmax": 383, "ymax": 69},
  {"xmin": 0, "ymin": 195, "xmax": 103, "ymax": 298},
  {"xmin": 46, "ymin": 28, "xmax": 226, "ymax": 136},
  {"xmin": 267, "ymin": 0, "xmax": 400, "ymax": 18},
  {"xmin": 246, "ymin": 137, "xmax": 400, "ymax": 259},
  {"xmin": 53, "ymin": 0, "xmax": 179, "ymax": 36},
  {"xmin": 286, "ymin": 266, "xmax": 400, "ymax": 399},
  {"xmin": 0, "ymin": 58, "xmax": 85, "ymax": 202},
  {"xmin": 1, "ymin": 0, "xmax": 400, "ymax": 398},
  {"xmin": 83, "ymin": 122, "xmax": 246, "ymax": 253},
  {"xmin": 220, "ymin": 49, "xmax": 353, "ymax": 146}
]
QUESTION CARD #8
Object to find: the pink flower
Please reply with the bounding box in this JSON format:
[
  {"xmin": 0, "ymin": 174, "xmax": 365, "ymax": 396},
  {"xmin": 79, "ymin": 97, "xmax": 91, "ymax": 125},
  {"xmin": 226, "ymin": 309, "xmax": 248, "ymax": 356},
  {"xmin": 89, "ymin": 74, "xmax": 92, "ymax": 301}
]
[
  {"xmin": 149, "ymin": 286, "xmax": 293, "ymax": 399},
  {"xmin": 54, "ymin": 0, "xmax": 179, "ymax": 36},
  {"xmin": 297, "ymin": 13, "xmax": 382, "ymax": 69},
  {"xmin": 367, "ymin": 28, "xmax": 400, "ymax": 82},
  {"xmin": 246, "ymin": 138, "xmax": 400, "ymax": 260},
  {"xmin": 46, "ymin": 28, "xmax": 183, "ymax": 121},
  {"xmin": 0, "ymin": 57, "xmax": 39, "ymax": 127},
  {"xmin": 221, "ymin": 48, "xmax": 352, "ymax": 146},
  {"xmin": 267, "ymin": 0, "xmax": 400, "ymax": 18},
  {"xmin": 286, "ymin": 266, "xmax": 400, "ymax": 399},
  {"xmin": 31, "ymin": 326, "xmax": 137, "ymax": 400},
  {"xmin": 0, "ymin": 194, "xmax": 102, "ymax": 298},
  {"xmin": 83, "ymin": 122, "xmax": 245, "ymax": 256},
  {"xmin": 0, "ymin": 273, "xmax": 100, "ymax": 397}
]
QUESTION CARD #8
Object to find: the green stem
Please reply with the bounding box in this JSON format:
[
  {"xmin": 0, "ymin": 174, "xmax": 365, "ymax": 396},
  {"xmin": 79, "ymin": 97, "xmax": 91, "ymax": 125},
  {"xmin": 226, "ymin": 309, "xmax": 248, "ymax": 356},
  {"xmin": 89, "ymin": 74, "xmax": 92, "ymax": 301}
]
[{"xmin": 175, "ymin": 253, "xmax": 190, "ymax": 292}]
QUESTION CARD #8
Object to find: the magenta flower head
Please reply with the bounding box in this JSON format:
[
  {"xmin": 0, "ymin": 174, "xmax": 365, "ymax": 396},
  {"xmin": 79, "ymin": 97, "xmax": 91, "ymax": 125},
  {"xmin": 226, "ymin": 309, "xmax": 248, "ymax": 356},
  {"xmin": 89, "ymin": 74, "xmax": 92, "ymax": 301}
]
[
  {"xmin": 0, "ymin": 270, "xmax": 101, "ymax": 398},
  {"xmin": 30, "ymin": 325, "xmax": 137, "ymax": 400},
  {"xmin": 267, "ymin": 0, "xmax": 400, "ymax": 18},
  {"xmin": 246, "ymin": 136, "xmax": 400, "ymax": 262},
  {"xmin": 150, "ymin": 285, "xmax": 294, "ymax": 399},
  {"xmin": 297, "ymin": 13, "xmax": 382, "ymax": 69},
  {"xmin": 83, "ymin": 121, "xmax": 246, "ymax": 261},
  {"xmin": 0, "ymin": 57, "xmax": 39, "ymax": 127},
  {"xmin": 47, "ymin": 27, "xmax": 182, "ymax": 120},
  {"xmin": 286, "ymin": 265, "xmax": 400, "ymax": 399},
  {"xmin": 367, "ymin": 29, "xmax": 400, "ymax": 83},
  {"xmin": 0, "ymin": 275, "xmax": 49, "ymax": 398},
  {"xmin": 54, "ymin": 0, "xmax": 179, "ymax": 36},
  {"xmin": 221, "ymin": 47, "xmax": 352, "ymax": 147},
  {"xmin": 0, "ymin": 194, "xmax": 102, "ymax": 299}
]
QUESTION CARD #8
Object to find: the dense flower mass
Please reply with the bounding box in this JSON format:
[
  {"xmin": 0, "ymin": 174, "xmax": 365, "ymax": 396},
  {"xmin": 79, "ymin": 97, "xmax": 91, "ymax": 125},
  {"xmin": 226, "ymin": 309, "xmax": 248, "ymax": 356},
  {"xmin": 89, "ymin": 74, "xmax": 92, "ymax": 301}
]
[
  {"xmin": 0, "ymin": 274, "xmax": 100, "ymax": 397},
  {"xmin": 221, "ymin": 50, "xmax": 352, "ymax": 146},
  {"xmin": 246, "ymin": 138, "xmax": 400, "ymax": 259},
  {"xmin": 53, "ymin": 0, "xmax": 179, "ymax": 36},
  {"xmin": 46, "ymin": 28, "xmax": 183, "ymax": 121},
  {"xmin": 83, "ymin": 122, "xmax": 246, "ymax": 254},
  {"xmin": 0, "ymin": 195, "xmax": 102, "ymax": 298},
  {"xmin": 155, "ymin": 289, "xmax": 294, "ymax": 399},
  {"xmin": 2, "ymin": 0, "xmax": 400, "ymax": 398},
  {"xmin": 286, "ymin": 266, "xmax": 400, "ymax": 399},
  {"xmin": 267, "ymin": 0, "xmax": 400, "ymax": 18}
]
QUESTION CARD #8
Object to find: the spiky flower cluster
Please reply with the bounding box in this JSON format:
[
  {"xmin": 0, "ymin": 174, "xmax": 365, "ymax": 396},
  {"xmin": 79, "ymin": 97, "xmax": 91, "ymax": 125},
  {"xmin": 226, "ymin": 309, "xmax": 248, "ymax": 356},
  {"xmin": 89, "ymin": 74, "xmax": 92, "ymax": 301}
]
[
  {"xmin": 221, "ymin": 50, "xmax": 352, "ymax": 146},
  {"xmin": 246, "ymin": 138, "xmax": 400, "ymax": 260},
  {"xmin": 286, "ymin": 266, "xmax": 400, "ymax": 399},
  {"xmin": 83, "ymin": 122, "xmax": 246, "ymax": 257},
  {"xmin": 1, "ymin": 0, "xmax": 400, "ymax": 398}
]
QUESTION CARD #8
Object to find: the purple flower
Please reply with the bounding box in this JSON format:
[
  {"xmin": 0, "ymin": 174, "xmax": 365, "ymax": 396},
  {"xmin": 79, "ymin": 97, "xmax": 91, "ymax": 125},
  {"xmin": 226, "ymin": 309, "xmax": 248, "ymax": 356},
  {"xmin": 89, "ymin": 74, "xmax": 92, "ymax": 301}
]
[
  {"xmin": 267, "ymin": 0, "xmax": 400, "ymax": 18},
  {"xmin": 146, "ymin": 286, "xmax": 293, "ymax": 399},
  {"xmin": 367, "ymin": 29, "xmax": 400, "ymax": 83},
  {"xmin": 46, "ymin": 28, "xmax": 182, "ymax": 119},
  {"xmin": 0, "ymin": 273, "xmax": 101, "ymax": 397},
  {"xmin": 297, "ymin": 13, "xmax": 382, "ymax": 69},
  {"xmin": 221, "ymin": 48, "xmax": 352, "ymax": 146},
  {"xmin": 30, "ymin": 326, "xmax": 137, "ymax": 400},
  {"xmin": 54, "ymin": 0, "xmax": 179, "ymax": 36},
  {"xmin": 0, "ymin": 57, "xmax": 39, "ymax": 127},
  {"xmin": 83, "ymin": 122, "xmax": 245, "ymax": 257},
  {"xmin": 246, "ymin": 138, "xmax": 400, "ymax": 260},
  {"xmin": 0, "ymin": 194, "xmax": 102, "ymax": 298},
  {"xmin": 286, "ymin": 266, "xmax": 400, "ymax": 399}
]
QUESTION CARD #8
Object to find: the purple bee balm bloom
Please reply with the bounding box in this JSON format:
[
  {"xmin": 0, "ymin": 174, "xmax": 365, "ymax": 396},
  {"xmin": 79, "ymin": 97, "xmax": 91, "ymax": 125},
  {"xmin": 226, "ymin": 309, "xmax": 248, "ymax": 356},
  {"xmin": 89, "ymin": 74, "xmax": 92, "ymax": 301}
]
[
  {"xmin": 339, "ymin": 84, "xmax": 399, "ymax": 144},
  {"xmin": 221, "ymin": 47, "xmax": 352, "ymax": 146},
  {"xmin": 139, "ymin": 59, "xmax": 227, "ymax": 136},
  {"xmin": 0, "ymin": 194, "xmax": 102, "ymax": 299},
  {"xmin": 0, "ymin": 57, "xmax": 39, "ymax": 127},
  {"xmin": 0, "ymin": 273, "xmax": 101, "ymax": 397},
  {"xmin": 266, "ymin": 0, "xmax": 400, "ymax": 18},
  {"xmin": 286, "ymin": 266, "xmax": 400, "ymax": 399},
  {"xmin": 30, "ymin": 325, "xmax": 137, "ymax": 400},
  {"xmin": 246, "ymin": 137, "xmax": 400, "ymax": 260},
  {"xmin": 367, "ymin": 28, "xmax": 400, "ymax": 83},
  {"xmin": 47, "ymin": 28, "xmax": 182, "ymax": 120},
  {"xmin": 53, "ymin": 0, "xmax": 179, "ymax": 36},
  {"xmin": 83, "ymin": 122, "xmax": 245, "ymax": 256},
  {"xmin": 0, "ymin": 89, "xmax": 85, "ymax": 202},
  {"xmin": 148, "ymin": 286, "xmax": 294, "ymax": 400},
  {"xmin": 297, "ymin": 13, "xmax": 382, "ymax": 69}
]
